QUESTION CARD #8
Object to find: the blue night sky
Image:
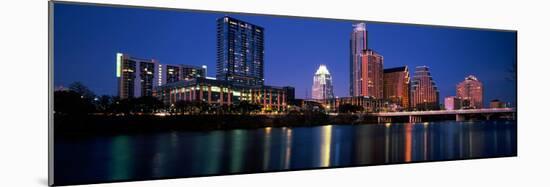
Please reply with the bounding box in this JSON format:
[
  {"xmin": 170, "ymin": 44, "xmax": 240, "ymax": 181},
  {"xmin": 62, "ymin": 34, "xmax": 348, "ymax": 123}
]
[{"xmin": 54, "ymin": 3, "xmax": 517, "ymax": 106}]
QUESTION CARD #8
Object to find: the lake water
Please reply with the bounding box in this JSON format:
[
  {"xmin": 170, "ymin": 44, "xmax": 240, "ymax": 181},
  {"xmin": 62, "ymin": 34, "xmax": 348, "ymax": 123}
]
[{"xmin": 54, "ymin": 120, "xmax": 517, "ymax": 185}]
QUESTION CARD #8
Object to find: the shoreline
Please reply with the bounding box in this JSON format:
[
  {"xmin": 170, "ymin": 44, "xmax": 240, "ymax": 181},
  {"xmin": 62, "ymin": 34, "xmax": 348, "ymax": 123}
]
[
  {"xmin": 54, "ymin": 113, "xmax": 332, "ymax": 135},
  {"xmin": 54, "ymin": 113, "xmax": 514, "ymax": 136}
]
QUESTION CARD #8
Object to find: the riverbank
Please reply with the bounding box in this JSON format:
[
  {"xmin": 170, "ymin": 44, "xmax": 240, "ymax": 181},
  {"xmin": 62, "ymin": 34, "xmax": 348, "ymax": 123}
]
[
  {"xmin": 54, "ymin": 113, "xmax": 360, "ymax": 136},
  {"xmin": 53, "ymin": 112, "xmax": 513, "ymax": 136}
]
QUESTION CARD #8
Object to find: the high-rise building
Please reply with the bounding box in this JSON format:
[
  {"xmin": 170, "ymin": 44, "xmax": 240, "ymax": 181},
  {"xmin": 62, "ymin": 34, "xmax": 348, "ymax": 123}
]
[
  {"xmin": 410, "ymin": 66, "xmax": 439, "ymax": 110},
  {"xmin": 457, "ymin": 75, "xmax": 483, "ymax": 109},
  {"xmin": 164, "ymin": 64, "xmax": 206, "ymax": 84},
  {"xmin": 383, "ymin": 66, "xmax": 410, "ymax": 109},
  {"xmin": 312, "ymin": 65, "xmax": 334, "ymax": 100},
  {"xmin": 116, "ymin": 53, "xmax": 161, "ymax": 99},
  {"xmin": 444, "ymin": 96, "xmax": 461, "ymax": 110},
  {"xmin": 216, "ymin": 16, "xmax": 264, "ymax": 86},
  {"xmin": 350, "ymin": 23, "xmax": 367, "ymax": 96},
  {"xmin": 358, "ymin": 49, "xmax": 384, "ymax": 98},
  {"xmin": 349, "ymin": 23, "xmax": 384, "ymax": 98}
]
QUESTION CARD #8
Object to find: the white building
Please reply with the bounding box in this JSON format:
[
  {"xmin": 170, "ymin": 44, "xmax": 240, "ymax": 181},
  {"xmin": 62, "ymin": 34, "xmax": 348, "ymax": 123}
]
[
  {"xmin": 312, "ymin": 64, "xmax": 335, "ymax": 100},
  {"xmin": 116, "ymin": 53, "xmax": 162, "ymax": 99}
]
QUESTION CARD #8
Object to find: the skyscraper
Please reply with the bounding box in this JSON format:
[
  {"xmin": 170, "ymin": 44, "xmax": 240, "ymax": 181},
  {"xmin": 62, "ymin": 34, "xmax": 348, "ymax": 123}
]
[
  {"xmin": 350, "ymin": 23, "xmax": 368, "ymax": 96},
  {"xmin": 312, "ymin": 64, "xmax": 334, "ymax": 100},
  {"xmin": 349, "ymin": 23, "xmax": 383, "ymax": 98},
  {"xmin": 361, "ymin": 49, "xmax": 384, "ymax": 98},
  {"xmin": 116, "ymin": 53, "xmax": 161, "ymax": 99},
  {"xmin": 410, "ymin": 66, "xmax": 439, "ymax": 110},
  {"xmin": 216, "ymin": 16, "xmax": 264, "ymax": 86},
  {"xmin": 457, "ymin": 75, "xmax": 483, "ymax": 109},
  {"xmin": 383, "ymin": 66, "xmax": 410, "ymax": 109}
]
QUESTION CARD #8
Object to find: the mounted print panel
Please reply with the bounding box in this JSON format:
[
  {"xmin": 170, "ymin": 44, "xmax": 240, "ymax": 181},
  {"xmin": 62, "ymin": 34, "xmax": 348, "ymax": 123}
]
[{"xmin": 49, "ymin": 1, "xmax": 517, "ymax": 186}]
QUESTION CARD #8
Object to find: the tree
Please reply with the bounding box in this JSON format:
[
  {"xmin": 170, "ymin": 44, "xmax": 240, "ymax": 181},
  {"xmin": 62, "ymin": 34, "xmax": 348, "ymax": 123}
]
[
  {"xmin": 174, "ymin": 100, "xmax": 192, "ymax": 114},
  {"xmin": 235, "ymin": 101, "xmax": 262, "ymax": 115},
  {"xmin": 195, "ymin": 101, "xmax": 210, "ymax": 114},
  {"xmin": 54, "ymin": 90, "xmax": 96, "ymax": 115},
  {"xmin": 110, "ymin": 98, "xmax": 133, "ymax": 115},
  {"xmin": 186, "ymin": 101, "xmax": 209, "ymax": 114},
  {"xmin": 134, "ymin": 96, "xmax": 164, "ymax": 114},
  {"xmin": 96, "ymin": 95, "xmax": 112, "ymax": 113},
  {"xmin": 68, "ymin": 82, "xmax": 95, "ymax": 99}
]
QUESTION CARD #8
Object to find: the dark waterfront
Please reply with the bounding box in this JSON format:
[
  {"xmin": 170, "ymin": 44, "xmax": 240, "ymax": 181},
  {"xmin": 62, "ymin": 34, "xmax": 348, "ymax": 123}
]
[{"xmin": 54, "ymin": 120, "xmax": 516, "ymax": 185}]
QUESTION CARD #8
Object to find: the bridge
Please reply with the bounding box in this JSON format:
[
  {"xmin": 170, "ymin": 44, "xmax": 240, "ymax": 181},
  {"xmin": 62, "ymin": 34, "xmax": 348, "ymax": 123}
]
[{"xmin": 371, "ymin": 108, "xmax": 516, "ymax": 123}]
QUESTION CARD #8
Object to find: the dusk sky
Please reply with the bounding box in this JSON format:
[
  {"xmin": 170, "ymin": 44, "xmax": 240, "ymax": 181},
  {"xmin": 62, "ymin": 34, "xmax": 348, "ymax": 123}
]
[{"xmin": 54, "ymin": 3, "xmax": 517, "ymax": 106}]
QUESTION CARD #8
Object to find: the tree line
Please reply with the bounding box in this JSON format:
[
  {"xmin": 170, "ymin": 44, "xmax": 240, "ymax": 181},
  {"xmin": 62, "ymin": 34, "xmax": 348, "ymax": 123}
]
[
  {"xmin": 54, "ymin": 82, "xmax": 371, "ymax": 116},
  {"xmin": 54, "ymin": 82, "xmax": 266, "ymax": 116}
]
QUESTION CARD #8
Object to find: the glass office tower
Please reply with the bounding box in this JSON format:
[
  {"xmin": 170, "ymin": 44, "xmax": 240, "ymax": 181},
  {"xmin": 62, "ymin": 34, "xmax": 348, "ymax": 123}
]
[
  {"xmin": 350, "ymin": 23, "xmax": 368, "ymax": 96},
  {"xmin": 216, "ymin": 16, "xmax": 264, "ymax": 86}
]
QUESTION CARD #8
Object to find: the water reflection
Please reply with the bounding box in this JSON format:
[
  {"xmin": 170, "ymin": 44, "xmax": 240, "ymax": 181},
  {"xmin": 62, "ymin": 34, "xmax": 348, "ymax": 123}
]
[
  {"xmin": 109, "ymin": 135, "xmax": 132, "ymax": 180},
  {"xmin": 320, "ymin": 125, "xmax": 332, "ymax": 167},
  {"xmin": 283, "ymin": 128, "xmax": 292, "ymax": 169},
  {"xmin": 230, "ymin": 130, "xmax": 246, "ymax": 173},
  {"xmin": 404, "ymin": 124, "xmax": 412, "ymax": 162},
  {"xmin": 354, "ymin": 125, "xmax": 370, "ymax": 165},
  {"xmin": 262, "ymin": 127, "xmax": 272, "ymax": 171},
  {"xmin": 55, "ymin": 120, "xmax": 517, "ymax": 185},
  {"xmin": 203, "ymin": 131, "xmax": 223, "ymax": 174}
]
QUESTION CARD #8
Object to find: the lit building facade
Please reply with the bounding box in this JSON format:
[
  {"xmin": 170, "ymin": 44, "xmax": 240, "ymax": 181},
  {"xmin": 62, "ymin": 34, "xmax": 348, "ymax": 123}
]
[
  {"xmin": 323, "ymin": 96, "xmax": 389, "ymax": 113},
  {"xmin": 444, "ymin": 96, "xmax": 461, "ymax": 110},
  {"xmin": 164, "ymin": 64, "xmax": 206, "ymax": 84},
  {"xmin": 360, "ymin": 49, "xmax": 384, "ymax": 98},
  {"xmin": 350, "ymin": 23, "xmax": 368, "ymax": 96},
  {"xmin": 165, "ymin": 65, "xmax": 181, "ymax": 84},
  {"xmin": 350, "ymin": 23, "xmax": 383, "ymax": 98},
  {"xmin": 383, "ymin": 66, "xmax": 410, "ymax": 109},
  {"xmin": 410, "ymin": 66, "xmax": 440, "ymax": 110},
  {"xmin": 155, "ymin": 78, "xmax": 287, "ymax": 112},
  {"xmin": 216, "ymin": 16, "xmax": 264, "ymax": 86},
  {"xmin": 116, "ymin": 53, "xmax": 161, "ymax": 99},
  {"xmin": 457, "ymin": 75, "xmax": 483, "ymax": 109},
  {"xmin": 312, "ymin": 64, "xmax": 334, "ymax": 100}
]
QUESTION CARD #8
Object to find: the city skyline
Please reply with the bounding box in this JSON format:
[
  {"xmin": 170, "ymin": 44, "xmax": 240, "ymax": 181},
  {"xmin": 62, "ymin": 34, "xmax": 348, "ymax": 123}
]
[{"xmin": 54, "ymin": 3, "xmax": 517, "ymax": 106}]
